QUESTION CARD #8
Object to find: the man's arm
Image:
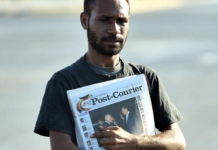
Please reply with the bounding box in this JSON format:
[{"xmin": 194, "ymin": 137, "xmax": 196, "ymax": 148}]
[
  {"xmin": 136, "ymin": 122, "xmax": 186, "ymax": 150},
  {"xmin": 50, "ymin": 130, "xmax": 81, "ymax": 150},
  {"xmin": 91, "ymin": 122, "xmax": 186, "ymax": 150}
]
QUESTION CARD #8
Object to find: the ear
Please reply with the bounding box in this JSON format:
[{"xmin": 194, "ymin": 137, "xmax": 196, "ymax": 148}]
[{"xmin": 80, "ymin": 12, "xmax": 88, "ymax": 30}]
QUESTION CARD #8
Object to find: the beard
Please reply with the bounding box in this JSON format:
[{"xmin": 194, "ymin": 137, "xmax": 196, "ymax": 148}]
[{"xmin": 87, "ymin": 23, "xmax": 126, "ymax": 56}]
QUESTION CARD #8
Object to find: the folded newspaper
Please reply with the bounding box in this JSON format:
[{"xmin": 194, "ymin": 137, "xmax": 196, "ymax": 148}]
[{"xmin": 67, "ymin": 74, "xmax": 155, "ymax": 150}]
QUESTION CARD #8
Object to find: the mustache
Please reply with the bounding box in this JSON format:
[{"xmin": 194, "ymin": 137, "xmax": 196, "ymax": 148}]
[{"xmin": 102, "ymin": 35, "xmax": 124, "ymax": 42}]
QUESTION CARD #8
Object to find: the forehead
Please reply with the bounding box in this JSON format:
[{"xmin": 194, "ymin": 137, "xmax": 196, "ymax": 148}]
[{"xmin": 92, "ymin": 0, "xmax": 129, "ymax": 17}]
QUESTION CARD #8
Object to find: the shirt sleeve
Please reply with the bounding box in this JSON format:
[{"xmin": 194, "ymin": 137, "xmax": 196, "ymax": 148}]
[
  {"xmin": 148, "ymin": 73, "xmax": 183, "ymax": 131},
  {"xmin": 34, "ymin": 79, "xmax": 76, "ymax": 140}
]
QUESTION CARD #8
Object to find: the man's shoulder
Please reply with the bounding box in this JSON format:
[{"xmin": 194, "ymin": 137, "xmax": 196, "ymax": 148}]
[
  {"xmin": 102, "ymin": 122, "xmax": 107, "ymax": 125},
  {"xmin": 55, "ymin": 58, "xmax": 81, "ymax": 73},
  {"xmin": 51, "ymin": 58, "xmax": 80, "ymax": 78},
  {"xmin": 124, "ymin": 60, "xmax": 157, "ymax": 78},
  {"xmin": 102, "ymin": 122, "xmax": 110, "ymax": 126},
  {"xmin": 47, "ymin": 57, "xmax": 86, "ymax": 89},
  {"xmin": 129, "ymin": 111, "xmax": 135, "ymax": 118}
]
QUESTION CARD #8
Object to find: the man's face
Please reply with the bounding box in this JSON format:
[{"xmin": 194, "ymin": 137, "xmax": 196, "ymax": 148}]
[
  {"xmin": 142, "ymin": 115, "xmax": 145, "ymax": 120},
  {"xmin": 98, "ymin": 120, "xmax": 103, "ymax": 125},
  {"xmin": 85, "ymin": 133, "xmax": 88, "ymax": 137},
  {"xmin": 87, "ymin": 0, "xmax": 130, "ymax": 56},
  {"xmin": 112, "ymin": 117, "xmax": 114, "ymax": 122},
  {"xmin": 121, "ymin": 108, "xmax": 128, "ymax": 115},
  {"xmin": 105, "ymin": 114, "xmax": 113, "ymax": 123}
]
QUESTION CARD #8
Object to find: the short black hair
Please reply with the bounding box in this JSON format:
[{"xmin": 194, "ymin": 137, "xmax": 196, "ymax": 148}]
[
  {"xmin": 84, "ymin": 0, "xmax": 130, "ymax": 16},
  {"xmin": 122, "ymin": 105, "xmax": 129, "ymax": 110}
]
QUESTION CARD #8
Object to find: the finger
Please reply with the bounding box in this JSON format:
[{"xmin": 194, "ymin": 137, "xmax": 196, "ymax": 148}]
[
  {"xmin": 99, "ymin": 126, "xmax": 109, "ymax": 131},
  {"xmin": 99, "ymin": 137, "xmax": 126, "ymax": 145},
  {"xmin": 91, "ymin": 131, "xmax": 116, "ymax": 138},
  {"xmin": 107, "ymin": 126, "xmax": 119, "ymax": 130}
]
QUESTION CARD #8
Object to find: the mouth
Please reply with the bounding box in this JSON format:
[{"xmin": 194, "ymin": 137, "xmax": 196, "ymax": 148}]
[
  {"xmin": 105, "ymin": 39, "xmax": 121, "ymax": 42},
  {"xmin": 103, "ymin": 39, "xmax": 122, "ymax": 44},
  {"xmin": 104, "ymin": 40, "xmax": 120, "ymax": 43},
  {"xmin": 102, "ymin": 35, "xmax": 124, "ymax": 44}
]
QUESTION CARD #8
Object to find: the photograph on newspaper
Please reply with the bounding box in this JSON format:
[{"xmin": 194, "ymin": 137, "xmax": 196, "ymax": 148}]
[
  {"xmin": 90, "ymin": 97, "xmax": 143, "ymax": 133},
  {"xmin": 89, "ymin": 96, "xmax": 145, "ymax": 148}
]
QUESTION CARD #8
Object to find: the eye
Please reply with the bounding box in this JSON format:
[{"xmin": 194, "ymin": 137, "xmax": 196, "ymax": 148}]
[
  {"xmin": 99, "ymin": 18, "xmax": 109, "ymax": 22},
  {"xmin": 118, "ymin": 18, "xmax": 128, "ymax": 24}
]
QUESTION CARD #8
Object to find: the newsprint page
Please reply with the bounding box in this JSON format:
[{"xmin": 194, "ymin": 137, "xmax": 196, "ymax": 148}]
[{"xmin": 67, "ymin": 75, "xmax": 155, "ymax": 150}]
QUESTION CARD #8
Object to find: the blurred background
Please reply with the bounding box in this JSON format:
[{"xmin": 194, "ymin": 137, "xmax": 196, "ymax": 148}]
[{"xmin": 0, "ymin": 0, "xmax": 218, "ymax": 150}]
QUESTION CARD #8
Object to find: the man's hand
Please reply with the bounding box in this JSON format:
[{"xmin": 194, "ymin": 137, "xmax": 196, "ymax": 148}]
[
  {"xmin": 91, "ymin": 123, "xmax": 186, "ymax": 150},
  {"xmin": 91, "ymin": 126, "xmax": 138, "ymax": 150}
]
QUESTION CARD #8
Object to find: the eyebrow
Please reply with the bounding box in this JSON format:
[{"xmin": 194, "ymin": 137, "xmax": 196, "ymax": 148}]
[
  {"xmin": 98, "ymin": 15, "xmax": 128, "ymax": 19},
  {"xmin": 98, "ymin": 15, "xmax": 114, "ymax": 19}
]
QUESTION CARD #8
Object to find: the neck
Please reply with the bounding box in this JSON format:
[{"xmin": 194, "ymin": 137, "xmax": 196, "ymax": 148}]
[
  {"xmin": 126, "ymin": 111, "xmax": 129, "ymax": 115},
  {"xmin": 86, "ymin": 46, "xmax": 120, "ymax": 67}
]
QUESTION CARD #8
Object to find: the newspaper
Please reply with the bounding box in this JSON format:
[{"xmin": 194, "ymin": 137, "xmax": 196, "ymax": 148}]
[{"xmin": 67, "ymin": 75, "xmax": 155, "ymax": 150}]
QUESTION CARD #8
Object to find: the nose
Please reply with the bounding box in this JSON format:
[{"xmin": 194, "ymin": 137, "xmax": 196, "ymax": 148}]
[{"xmin": 108, "ymin": 22, "xmax": 121, "ymax": 35}]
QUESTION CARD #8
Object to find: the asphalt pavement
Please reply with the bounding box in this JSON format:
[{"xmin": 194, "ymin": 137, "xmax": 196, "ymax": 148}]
[{"xmin": 0, "ymin": 1, "xmax": 218, "ymax": 150}]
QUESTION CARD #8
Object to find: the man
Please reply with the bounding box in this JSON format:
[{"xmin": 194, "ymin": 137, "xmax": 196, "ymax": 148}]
[
  {"xmin": 84, "ymin": 132, "xmax": 89, "ymax": 138},
  {"xmin": 140, "ymin": 108, "xmax": 144, "ymax": 114},
  {"xmin": 98, "ymin": 119, "xmax": 103, "ymax": 126},
  {"xmin": 82, "ymin": 125, "xmax": 87, "ymax": 131},
  {"xmin": 139, "ymin": 102, "xmax": 143, "ymax": 108},
  {"xmin": 87, "ymin": 141, "xmax": 91, "ymax": 146},
  {"xmin": 111, "ymin": 115, "xmax": 118, "ymax": 126},
  {"xmin": 34, "ymin": 0, "xmax": 186, "ymax": 149},
  {"xmin": 102, "ymin": 114, "xmax": 116, "ymax": 127},
  {"xmin": 137, "ymin": 95, "xmax": 141, "ymax": 101},
  {"xmin": 142, "ymin": 114, "xmax": 146, "ymax": 121},
  {"xmin": 80, "ymin": 118, "xmax": 84, "ymax": 123},
  {"xmin": 121, "ymin": 106, "xmax": 139, "ymax": 134}
]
